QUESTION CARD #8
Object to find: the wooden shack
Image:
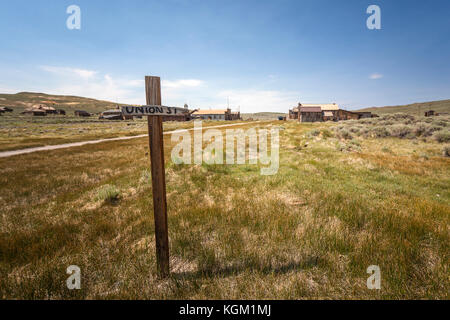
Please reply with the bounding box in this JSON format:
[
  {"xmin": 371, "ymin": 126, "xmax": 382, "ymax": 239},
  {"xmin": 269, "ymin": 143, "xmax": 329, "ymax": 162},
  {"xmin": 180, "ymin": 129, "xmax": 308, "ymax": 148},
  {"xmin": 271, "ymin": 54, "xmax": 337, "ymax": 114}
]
[
  {"xmin": 230, "ymin": 111, "xmax": 241, "ymax": 120},
  {"xmin": 99, "ymin": 109, "xmax": 133, "ymax": 120},
  {"xmin": 31, "ymin": 104, "xmax": 57, "ymax": 114},
  {"xmin": 299, "ymin": 106, "xmax": 323, "ymax": 122},
  {"xmin": 289, "ymin": 104, "xmax": 300, "ymax": 119},
  {"xmin": 336, "ymin": 109, "xmax": 360, "ymax": 120},
  {"xmin": 74, "ymin": 110, "xmax": 91, "ymax": 117},
  {"xmin": 0, "ymin": 107, "xmax": 13, "ymax": 113},
  {"xmin": 357, "ymin": 112, "xmax": 372, "ymax": 119},
  {"xmin": 21, "ymin": 109, "xmax": 47, "ymax": 116},
  {"xmin": 192, "ymin": 109, "xmax": 232, "ymax": 120},
  {"xmin": 323, "ymin": 111, "xmax": 334, "ymax": 121}
]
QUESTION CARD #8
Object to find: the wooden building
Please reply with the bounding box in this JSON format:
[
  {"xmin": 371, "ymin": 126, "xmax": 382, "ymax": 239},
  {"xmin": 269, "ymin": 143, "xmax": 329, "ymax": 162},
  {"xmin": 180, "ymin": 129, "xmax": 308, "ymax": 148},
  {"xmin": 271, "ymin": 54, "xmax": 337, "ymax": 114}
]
[
  {"xmin": 292, "ymin": 103, "xmax": 340, "ymax": 121},
  {"xmin": 230, "ymin": 111, "xmax": 241, "ymax": 120},
  {"xmin": 21, "ymin": 109, "xmax": 47, "ymax": 116},
  {"xmin": 99, "ymin": 109, "xmax": 133, "ymax": 120},
  {"xmin": 288, "ymin": 104, "xmax": 300, "ymax": 119},
  {"xmin": 74, "ymin": 110, "xmax": 91, "ymax": 117},
  {"xmin": 336, "ymin": 109, "xmax": 360, "ymax": 120},
  {"xmin": 358, "ymin": 112, "xmax": 373, "ymax": 119},
  {"xmin": 31, "ymin": 104, "xmax": 57, "ymax": 114},
  {"xmin": 299, "ymin": 106, "xmax": 323, "ymax": 122},
  {"xmin": 292, "ymin": 102, "xmax": 376, "ymax": 122},
  {"xmin": 0, "ymin": 107, "xmax": 13, "ymax": 113},
  {"xmin": 323, "ymin": 111, "xmax": 334, "ymax": 121},
  {"xmin": 192, "ymin": 109, "xmax": 233, "ymax": 120},
  {"xmin": 314, "ymin": 103, "xmax": 340, "ymax": 120}
]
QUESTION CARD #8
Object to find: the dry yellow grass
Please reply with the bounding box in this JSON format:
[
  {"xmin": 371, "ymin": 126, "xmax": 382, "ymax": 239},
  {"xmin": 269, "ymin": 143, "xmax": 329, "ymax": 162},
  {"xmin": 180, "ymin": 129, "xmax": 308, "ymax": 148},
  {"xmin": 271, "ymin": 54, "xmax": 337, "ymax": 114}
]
[{"xmin": 0, "ymin": 120, "xmax": 448, "ymax": 299}]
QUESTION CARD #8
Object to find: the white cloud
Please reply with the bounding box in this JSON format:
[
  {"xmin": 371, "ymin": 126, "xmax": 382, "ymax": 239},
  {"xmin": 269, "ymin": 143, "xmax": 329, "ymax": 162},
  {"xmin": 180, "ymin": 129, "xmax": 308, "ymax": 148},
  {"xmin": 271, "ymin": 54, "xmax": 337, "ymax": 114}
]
[
  {"xmin": 40, "ymin": 65, "xmax": 97, "ymax": 79},
  {"xmin": 22, "ymin": 66, "xmax": 297, "ymax": 112},
  {"xmin": 162, "ymin": 79, "xmax": 204, "ymax": 88},
  {"xmin": 369, "ymin": 73, "xmax": 383, "ymax": 80},
  {"xmin": 0, "ymin": 85, "xmax": 18, "ymax": 94},
  {"xmin": 215, "ymin": 89, "xmax": 298, "ymax": 113},
  {"xmin": 36, "ymin": 66, "xmax": 145, "ymax": 104}
]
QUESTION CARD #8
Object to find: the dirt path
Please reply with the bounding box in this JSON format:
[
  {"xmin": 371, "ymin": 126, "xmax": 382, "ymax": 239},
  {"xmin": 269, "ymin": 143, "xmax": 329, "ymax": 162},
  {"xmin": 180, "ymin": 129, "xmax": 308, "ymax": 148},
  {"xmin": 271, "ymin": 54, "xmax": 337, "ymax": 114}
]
[{"xmin": 0, "ymin": 121, "xmax": 261, "ymax": 158}]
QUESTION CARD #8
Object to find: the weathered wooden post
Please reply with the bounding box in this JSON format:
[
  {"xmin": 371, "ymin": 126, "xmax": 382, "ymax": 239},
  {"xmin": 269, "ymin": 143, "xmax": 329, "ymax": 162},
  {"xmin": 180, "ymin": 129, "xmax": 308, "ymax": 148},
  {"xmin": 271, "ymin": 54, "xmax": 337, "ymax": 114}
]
[
  {"xmin": 121, "ymin": 77, "xmax": 189, "ymax": 278},
  {"xmin": 145, "ymin": 76, "xmax": 169, "ymax": 278}
]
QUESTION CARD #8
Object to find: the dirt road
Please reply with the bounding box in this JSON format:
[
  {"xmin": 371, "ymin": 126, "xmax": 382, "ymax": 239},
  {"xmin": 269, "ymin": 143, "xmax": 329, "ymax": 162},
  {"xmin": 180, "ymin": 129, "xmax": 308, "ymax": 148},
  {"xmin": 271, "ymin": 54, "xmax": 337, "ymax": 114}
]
[{"xmin": 0, "ymin": 121, "xmax": 261, "ymax": 158}]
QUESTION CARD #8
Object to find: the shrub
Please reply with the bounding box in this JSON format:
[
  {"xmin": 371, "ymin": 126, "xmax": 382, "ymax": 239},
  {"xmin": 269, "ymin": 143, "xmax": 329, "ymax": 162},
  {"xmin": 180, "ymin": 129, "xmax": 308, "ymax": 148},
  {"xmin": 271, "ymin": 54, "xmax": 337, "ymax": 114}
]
[
  {"xmin": 432, "ymin": 119, "xmax": 448, "ymax": 127},
  {"xmin": 433, "ymin": 129, "xmax": 450, "ymax": 143},
  {"xmin": 443, "ymin": 145, "xmax": 450, "ymax": 157},
  {"xmin": 372, "ymin": 126, "xmax": 390, "ymax": 138},
  {"xmin": 358, "ymin": 127, "xmax": 369, "ymax": 136},
  {"xmin": 359, "ymin": 119, "xmax": 374, "ymax": 125},
  {"xmin": 336, "ymin": 140, "xmax": 360, "ymax": 152},
  {"xmin": 349, "ymin": 126, "xmax": 361, "ymax": 133},
  {"xmin": 419, "ymin": 153, "xmax": 429, "ymax": 160},
  {"xmin": 378, "ymin": 120, "xmax": 394, "ymax": 126},
  {"xmin": 381, "ymin": 113, "xmax": 416, "ymax": 122},
  {"xmin": 307, "ymin": 129, "xmax": 320, "ymax": 137},
  {"xmin": 335, "ymin": 142, "xmax": 346, "ymax": 152},
  {"xmin": 389, "ymin": 124, "xmax": 413, "ymax": 139},
  {"xmin": 412, "ymin": 123, "xmax": 441, "ymax": 137},
  {"xmin": 412, "ymin": 123, "xmax": 425, "ymax": 137},
  {"xmin": 321, "ymin": 129, "xmax": 333, "ymax": 138},
  {"xmin": 337, "ymin": 129, "xmax": 352, "ymax": 140},
  {"xmin": 96, "ymin": 184, "xmax": 120, "ymax": 203}
]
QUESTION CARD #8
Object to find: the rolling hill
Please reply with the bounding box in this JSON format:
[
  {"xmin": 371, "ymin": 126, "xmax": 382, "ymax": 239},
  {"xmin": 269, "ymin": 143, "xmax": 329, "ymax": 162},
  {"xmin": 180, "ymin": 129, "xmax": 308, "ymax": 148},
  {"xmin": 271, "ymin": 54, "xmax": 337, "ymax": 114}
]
[
  {"xmin": 1, "ymin": 92, "xmax": 449, "ymax": 117},
  {"xmin": 355, "ymin": 99, "xmax": 450, "ymax": 115},
  {"xmin": 0, "ymin": 92, "xmax": 122, "ymax": 113}
]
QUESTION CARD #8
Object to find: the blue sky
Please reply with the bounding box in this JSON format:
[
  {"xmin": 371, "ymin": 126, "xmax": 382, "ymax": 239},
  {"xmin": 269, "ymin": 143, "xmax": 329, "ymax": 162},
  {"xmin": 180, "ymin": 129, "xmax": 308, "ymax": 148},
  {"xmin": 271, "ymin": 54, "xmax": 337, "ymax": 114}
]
[{"xmin": 0, "ymin": 0, "xmax": 449, "ymax": 112}]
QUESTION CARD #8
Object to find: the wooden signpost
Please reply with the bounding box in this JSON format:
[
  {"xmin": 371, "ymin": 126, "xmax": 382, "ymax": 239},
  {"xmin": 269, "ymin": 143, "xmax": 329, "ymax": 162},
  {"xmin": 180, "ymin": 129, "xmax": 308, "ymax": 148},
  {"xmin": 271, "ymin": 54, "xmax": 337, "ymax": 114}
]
[{"xmin": 122, "ymin": 76, "xmax": 187, "ymax": 278}]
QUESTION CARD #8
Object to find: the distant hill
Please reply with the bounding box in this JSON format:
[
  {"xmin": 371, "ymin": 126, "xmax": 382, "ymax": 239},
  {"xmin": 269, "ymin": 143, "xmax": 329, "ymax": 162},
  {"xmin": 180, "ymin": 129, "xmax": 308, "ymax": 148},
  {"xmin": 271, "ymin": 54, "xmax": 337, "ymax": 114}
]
[
  {"xmin": 0, "ymin": 92, "xmax": 122, "ymax": 113},
  {"xmin": 241, "ymin": 112, "xmax": 287, "ymax": 120},
  {"xmin": 355, "ymin": 99, "xmax": 450, "ymax": 116},
  {"xmin": 2, "ymin": 92, "xmax": 448, "ymax": 117}
]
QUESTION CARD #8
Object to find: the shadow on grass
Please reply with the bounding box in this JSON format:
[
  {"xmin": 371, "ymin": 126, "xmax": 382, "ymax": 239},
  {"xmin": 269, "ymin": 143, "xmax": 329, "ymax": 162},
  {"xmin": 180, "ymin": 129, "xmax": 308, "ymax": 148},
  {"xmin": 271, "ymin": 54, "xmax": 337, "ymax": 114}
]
[{"xmin": 172, "ymin": 255, "xmax": 321, "ymax": 280}]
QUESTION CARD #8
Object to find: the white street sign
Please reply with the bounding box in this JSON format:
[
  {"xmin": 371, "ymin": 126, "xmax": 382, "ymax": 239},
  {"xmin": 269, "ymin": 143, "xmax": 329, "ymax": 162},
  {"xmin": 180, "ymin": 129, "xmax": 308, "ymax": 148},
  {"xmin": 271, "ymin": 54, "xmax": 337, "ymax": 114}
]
[{"xmin": 121, "ymin": 105, "xmax": 187, "ymax": 116}]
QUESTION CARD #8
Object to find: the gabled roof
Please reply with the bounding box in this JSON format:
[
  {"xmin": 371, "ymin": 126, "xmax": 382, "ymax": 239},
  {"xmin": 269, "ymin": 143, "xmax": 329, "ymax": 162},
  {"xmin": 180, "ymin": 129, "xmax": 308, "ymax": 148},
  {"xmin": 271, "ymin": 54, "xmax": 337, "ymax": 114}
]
[
  {"xmin": 300, "ymin": 103, "xmax": 340, "ymax": 111},
  {"xmin": 300, "ymin": 106, "xmax": 322, "ymax": 113},
  {"xmin": 193, "ymin": 109, "xmax": 229, "ymax": 115},
  {"xmin": 102, "ymin": 109, "xmax": 122, "ymax": 114},
  {"xmin": 32, "ymin": 104, "xmax": 56, "ymax": 111}
]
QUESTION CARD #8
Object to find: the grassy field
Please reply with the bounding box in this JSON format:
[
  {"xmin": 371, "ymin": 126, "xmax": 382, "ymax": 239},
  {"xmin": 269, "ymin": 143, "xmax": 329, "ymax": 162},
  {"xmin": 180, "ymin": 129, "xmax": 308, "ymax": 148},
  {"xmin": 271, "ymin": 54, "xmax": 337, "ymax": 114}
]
[
  {"xmin": 1, "ymin": 115, "xmax": 448, "ymax": 299},
  {"xmin": 241, "ymin": 112, "xmax": 287, "ymax": 120},
  {"xmin": 356, "ymin": 99, "xmax": 450, "ymax": 115},
  {"xmin": 0, "ymin": 113, "xmax": 250, "ymax": 152}
]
